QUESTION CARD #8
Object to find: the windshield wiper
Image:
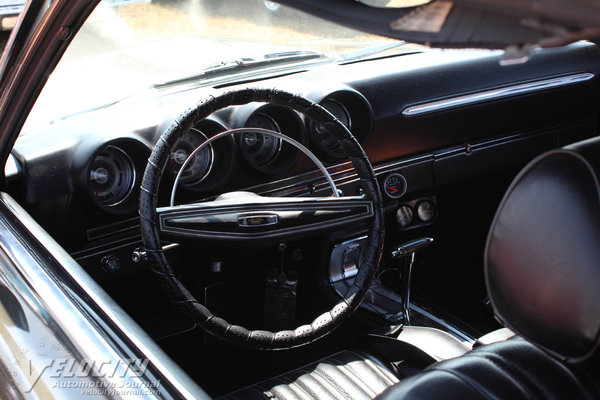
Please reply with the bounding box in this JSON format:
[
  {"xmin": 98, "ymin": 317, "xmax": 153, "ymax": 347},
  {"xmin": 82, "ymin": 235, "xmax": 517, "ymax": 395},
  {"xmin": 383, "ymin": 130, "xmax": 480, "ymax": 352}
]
[
  {"xmin": 204, "ymin": 51, "xmax": 323, "ymax": 74},
  {"xmin": 154, "ymin": 51, "xmax": 326, "ymax": 88},
  {"xmin": 335, "ymin": 41, "xmax": 415, "ymax": 63}
]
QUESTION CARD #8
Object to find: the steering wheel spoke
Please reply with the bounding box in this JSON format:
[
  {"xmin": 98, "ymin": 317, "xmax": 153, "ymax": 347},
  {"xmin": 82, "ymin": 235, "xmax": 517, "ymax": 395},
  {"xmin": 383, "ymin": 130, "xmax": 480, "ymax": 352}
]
[{"xmin": 157, "ymin": 193, "xmax": 374, "ymax": 241}]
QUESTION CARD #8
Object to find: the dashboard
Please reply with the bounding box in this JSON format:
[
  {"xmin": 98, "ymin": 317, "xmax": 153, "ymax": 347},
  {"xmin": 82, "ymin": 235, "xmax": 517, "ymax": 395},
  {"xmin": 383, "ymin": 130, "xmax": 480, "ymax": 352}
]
[{"xmin": 8, "ymin": 41, "xmax": 600, "ymax": 284}]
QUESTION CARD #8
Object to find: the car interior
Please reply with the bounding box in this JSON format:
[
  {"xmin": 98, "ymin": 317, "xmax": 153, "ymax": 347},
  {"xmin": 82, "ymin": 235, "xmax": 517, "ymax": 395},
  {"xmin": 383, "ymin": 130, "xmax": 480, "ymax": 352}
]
[{"xmin": 3, "ymin": 0, "xmax": 600, "ymax": 398}]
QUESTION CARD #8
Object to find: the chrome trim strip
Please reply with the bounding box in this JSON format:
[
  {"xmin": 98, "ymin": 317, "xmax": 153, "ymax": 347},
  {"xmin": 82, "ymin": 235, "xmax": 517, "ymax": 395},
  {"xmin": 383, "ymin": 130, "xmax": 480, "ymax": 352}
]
[
  {"xmin": 0, "ymin": 193, "xmax": 208, "ymax": 399},
  {"xmin": 71, "ymin": 239, "xmax": 141, "ymax": 260},
  {"xmin": 248, "ymin": 154, "xmax": 434, "ymax": 198},
  {"xmin": 0, "ymin": 235, "xmax": 145, "ymax": 398},
  {"xmin": 402, "ymin": 73, "xmax": 595, "ymax": 117}
]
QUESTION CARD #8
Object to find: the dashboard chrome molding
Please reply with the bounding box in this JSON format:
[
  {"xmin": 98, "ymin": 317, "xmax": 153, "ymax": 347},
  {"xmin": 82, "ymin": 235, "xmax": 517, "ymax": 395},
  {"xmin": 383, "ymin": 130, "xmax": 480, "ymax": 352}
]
[{"xmin": 402, "ymin": 73, "xmax": 595, "ymax": 117}]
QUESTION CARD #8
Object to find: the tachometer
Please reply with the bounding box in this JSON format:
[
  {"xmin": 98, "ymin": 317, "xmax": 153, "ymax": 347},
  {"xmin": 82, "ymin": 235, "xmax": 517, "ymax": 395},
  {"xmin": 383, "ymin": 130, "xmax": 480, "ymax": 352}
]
[
  {"xmin": 382, "ymin": 173, "xmax": 407, "ymax": 199},
  {"xmin": 89, "ymin": 145, "xmax": 135, "ymax": 206},
  {"xmin": 168, "ymin": 128, "xmax": 214, "ymax": 186}
]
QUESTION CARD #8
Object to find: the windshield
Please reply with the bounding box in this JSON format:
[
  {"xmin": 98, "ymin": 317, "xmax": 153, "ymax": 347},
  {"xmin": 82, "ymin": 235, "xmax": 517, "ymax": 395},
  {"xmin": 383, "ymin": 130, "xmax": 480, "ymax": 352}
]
[{"xmin": 23, "ymin": 0, "xmax": 420, "ymax": 132}]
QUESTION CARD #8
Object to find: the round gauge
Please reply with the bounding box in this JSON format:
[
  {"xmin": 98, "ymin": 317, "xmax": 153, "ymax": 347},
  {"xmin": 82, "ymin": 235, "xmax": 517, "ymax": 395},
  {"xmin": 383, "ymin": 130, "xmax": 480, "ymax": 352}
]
[
  {"xmin": 313, "ymin": 99, "xmax": 351, "ymax": 158},
  {"xmin": 168, "ymin": 128, "xmax": 214, "ymax": 185},
  {"xmin": 382, "ymin": 173, "xmax": 407, "ymax": 199},
  {"xmin": 89, "ymin": 146, "xmax": 135, "ymax": 207},
  {"xmin": 416, "ymin": 200, "xmax": 436, "ymax": 223},
  {"xmin": 242, "ymin": 113, "xmax": 282, "ymax": 166},
  {"xmin": 396, "ymin": 205, "xmax": 414, "ymax": 228}
]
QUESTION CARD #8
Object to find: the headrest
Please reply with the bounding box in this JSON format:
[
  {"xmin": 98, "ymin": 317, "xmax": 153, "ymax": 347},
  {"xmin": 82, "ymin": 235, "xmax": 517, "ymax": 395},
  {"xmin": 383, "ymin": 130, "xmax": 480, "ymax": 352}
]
[{"xmin": 485, "ymin": 137, "xmax": 600, "ymax": 363}]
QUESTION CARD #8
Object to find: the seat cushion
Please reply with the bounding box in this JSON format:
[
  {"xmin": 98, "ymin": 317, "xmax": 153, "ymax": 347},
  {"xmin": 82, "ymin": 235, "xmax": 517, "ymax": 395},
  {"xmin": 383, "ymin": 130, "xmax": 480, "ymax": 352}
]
[
  {"xmin": 375, "ymin": 337, "xmax": 600, "ymax": 400},
  {"xmin": 219, "ymin": 349, "xmax": 399, "ymax": 400}
]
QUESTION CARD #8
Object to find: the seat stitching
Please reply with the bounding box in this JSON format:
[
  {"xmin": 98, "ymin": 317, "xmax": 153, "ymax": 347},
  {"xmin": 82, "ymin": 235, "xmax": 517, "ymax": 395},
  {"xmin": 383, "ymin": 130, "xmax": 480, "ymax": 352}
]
[
  {"xmin": 319, "ymin": 357, "xmax": 375, "ymax": 398},
  {"xmin": 354, "ymin": 350, "xmax": 400, "ymax": 385},
  {"xmin": 312, "ymin": 367, "xmax": 354, "ymax": 400},
  {"xmin": 291, "ymin": 377, "xmax": 322, "ymax": 400},
  {"xmin": 331, "ymin": 350, "xmax": 397, "ymax": 387}
]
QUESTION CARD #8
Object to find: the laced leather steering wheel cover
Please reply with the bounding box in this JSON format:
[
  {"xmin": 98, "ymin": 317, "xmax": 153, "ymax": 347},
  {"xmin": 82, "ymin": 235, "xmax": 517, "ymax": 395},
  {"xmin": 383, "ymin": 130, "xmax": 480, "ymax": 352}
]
[{"xmin": 139, "ymin": 88, "xmax": 384, "ymax": 350}]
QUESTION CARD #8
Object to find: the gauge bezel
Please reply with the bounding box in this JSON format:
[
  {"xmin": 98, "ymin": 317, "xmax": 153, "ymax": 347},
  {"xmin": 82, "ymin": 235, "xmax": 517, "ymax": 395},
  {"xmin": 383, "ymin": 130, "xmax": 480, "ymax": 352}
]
[
  {"xmin": 382, "ymin": 172, "xmax": 408, "ymax": 199},
  {"xmin": 84, "ymin": 139, "xmax": 149, "ymax": 215},
  {"xmin": 88, "ymin": 145, "xmax": 136, "ymax": 208},
  {"xmin": 165, "ymin": 119, "xmax": 236, "ymax": 197},
  {"xmin": 307, "ymin": 90, "xmax": 373, "ymax": 162},
  {"xmin": 169, "ymin": 128, "xmax": 215, "ymax": 186},
  {"xmin": 238, "ymin": 104, "xmax": 306, "ymax": 176},
  {"xmin": 241, "ymin": 112, "xmax": 283, "ymax": 167}
]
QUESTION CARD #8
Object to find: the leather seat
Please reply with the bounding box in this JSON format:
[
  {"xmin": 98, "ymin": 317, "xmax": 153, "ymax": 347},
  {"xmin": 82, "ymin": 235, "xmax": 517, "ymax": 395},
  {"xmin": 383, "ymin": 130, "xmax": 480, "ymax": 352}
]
[
  {"xmin": 223, "ymin": 136, "xmax": 600, "ymax": 399},
  {"xmin": 376, "ymin": 337, "xmax": 600, "ymax": 399}
]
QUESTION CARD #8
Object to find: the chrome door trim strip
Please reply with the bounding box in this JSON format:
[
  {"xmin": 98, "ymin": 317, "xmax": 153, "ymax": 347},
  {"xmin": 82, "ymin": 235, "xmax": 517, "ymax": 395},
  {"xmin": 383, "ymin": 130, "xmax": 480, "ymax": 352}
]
[
  {"xmin": 0, "ymin": 193, "xmax": 209, "ymax": 399},
  {"xmin": 402, "ymin": 73, "xmax": 595, "ymax": 117}
]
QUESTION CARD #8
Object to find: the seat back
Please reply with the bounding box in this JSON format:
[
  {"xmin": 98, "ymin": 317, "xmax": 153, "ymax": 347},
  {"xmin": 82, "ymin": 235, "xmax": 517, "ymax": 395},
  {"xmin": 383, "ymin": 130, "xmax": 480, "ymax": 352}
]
[{"xmin": 486, "ymin": 137, "xmax": 600, "ymax": 362}]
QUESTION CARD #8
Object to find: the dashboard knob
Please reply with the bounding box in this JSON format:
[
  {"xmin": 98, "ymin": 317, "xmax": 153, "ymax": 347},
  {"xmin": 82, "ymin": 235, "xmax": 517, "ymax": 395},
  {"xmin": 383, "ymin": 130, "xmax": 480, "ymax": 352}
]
[
  {"xmin": 416, "ymin": 200, "xmax": 436, "ymax": 223},
  {"xmin": 395, "ymin": 205, "xmax": 414, "ymax": 228},
  {"xmin": 101, "ymin": 254, "xmax": 120, "ymax": 273}
]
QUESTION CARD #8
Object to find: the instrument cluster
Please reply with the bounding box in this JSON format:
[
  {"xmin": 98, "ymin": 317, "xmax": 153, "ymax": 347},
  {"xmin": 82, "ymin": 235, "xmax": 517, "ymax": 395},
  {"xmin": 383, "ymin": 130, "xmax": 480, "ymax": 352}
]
[{"xmin": 82, "ymin": 89, "xmax": 374, "ymax": 214}]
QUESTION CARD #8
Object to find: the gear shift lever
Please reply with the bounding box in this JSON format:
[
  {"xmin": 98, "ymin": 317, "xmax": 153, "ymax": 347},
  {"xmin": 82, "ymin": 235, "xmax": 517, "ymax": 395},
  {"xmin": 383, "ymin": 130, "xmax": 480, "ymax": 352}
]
[{"xmin": 391, "ymin": 237, "xmax": 434, "ymax": 325}]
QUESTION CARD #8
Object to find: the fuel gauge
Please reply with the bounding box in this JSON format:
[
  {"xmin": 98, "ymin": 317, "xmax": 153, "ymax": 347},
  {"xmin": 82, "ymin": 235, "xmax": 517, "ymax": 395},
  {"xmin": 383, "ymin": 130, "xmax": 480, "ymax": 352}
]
[{"xmin": 382, "ymin": 173, "xmax": 407, "ymax": 199}]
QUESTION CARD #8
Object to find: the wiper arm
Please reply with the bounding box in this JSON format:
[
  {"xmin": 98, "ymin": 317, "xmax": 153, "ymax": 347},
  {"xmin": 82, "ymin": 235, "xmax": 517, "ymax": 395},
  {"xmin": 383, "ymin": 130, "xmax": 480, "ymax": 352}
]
[
  {"xmin": 154, "ymin": 51, "xmax": 326, "ymax": 89},
  {"xmin": 263, "ymin": 50, "xmax": 322, "ymax": 59},
  {"xmin": 202, "ymin": 57, "xmax": 256, "ymax": 74},
  {"xmin": 202, "ymin": 50, "xmax": 325, "ymax": 75},
  {"xmin": 335, "ymin": 41, "xmax": 413, "ymax": 62}
]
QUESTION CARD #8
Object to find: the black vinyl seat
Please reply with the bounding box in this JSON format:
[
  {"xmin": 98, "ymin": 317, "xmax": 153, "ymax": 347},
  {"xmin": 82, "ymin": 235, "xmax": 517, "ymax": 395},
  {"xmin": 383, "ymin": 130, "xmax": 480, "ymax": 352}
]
[
  {"xmin": 376, "ymin": 337, "xmax": 600, "ymax": 399},
  {"xmin": 223, "ymin": 137, "xmax": 600, "ymax": 399}
]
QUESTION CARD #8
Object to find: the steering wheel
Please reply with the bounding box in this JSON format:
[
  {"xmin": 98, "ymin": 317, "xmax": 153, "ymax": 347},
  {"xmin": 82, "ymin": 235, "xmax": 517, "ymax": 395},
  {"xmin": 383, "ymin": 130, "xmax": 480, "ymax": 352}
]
[{"xmin": 139, "ymin": 88, "xmax": 384, "ymax": 350}]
